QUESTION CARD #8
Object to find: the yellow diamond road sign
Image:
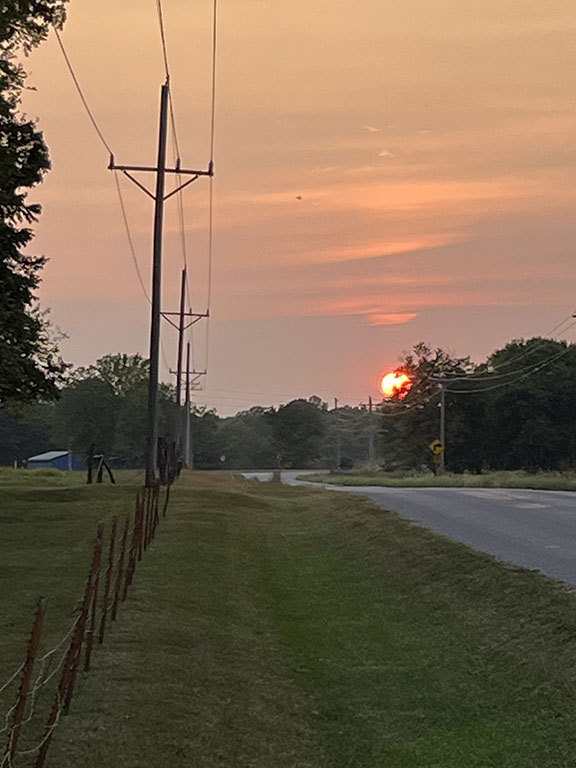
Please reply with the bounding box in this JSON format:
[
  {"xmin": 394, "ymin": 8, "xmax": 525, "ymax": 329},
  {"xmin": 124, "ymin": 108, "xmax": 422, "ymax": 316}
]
[{"xmin": 429, "ymin": 439, "xmax": 445, "ymax": 456}]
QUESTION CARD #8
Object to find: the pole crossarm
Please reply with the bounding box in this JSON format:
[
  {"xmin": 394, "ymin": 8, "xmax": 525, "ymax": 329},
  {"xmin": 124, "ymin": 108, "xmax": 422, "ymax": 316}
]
[
  {"xmin": 169, "ymin": 368, "xmax": 206, "ymax": 375},
  {"xmin": 161, "ymin": 310, "xmax": 209, "ymax": 331},
  {"xmin": 120, "ymin": 170, "xmax": 156, "ymax": 200},
  {"xmin": 109, "ymin": 157, "xmax": 213, "ymax": 177},
  {"xmin": 164, "ymin": 176, "xmax": 199, "ymax": 200},
  {"xmin": 109, "ymin": 155, "xmax": 212, "ymax": 201}
]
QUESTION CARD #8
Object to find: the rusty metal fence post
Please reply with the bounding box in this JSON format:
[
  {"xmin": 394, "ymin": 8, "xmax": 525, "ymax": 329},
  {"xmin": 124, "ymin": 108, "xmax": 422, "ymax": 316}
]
[
  {"xmin": 161, "ymin": 483, "xmax": 170, "ymax": 519},
  {"xmin": 137, "ymin": 492, "xmax": 144, "ymax": 562},
  {"xmin": 23, "ymin": 484, "xmax": 173, "ymax": 768},
  {"xmin": 111, "ymin": 514, "xmax": 129, "ymax": 621},
  {"xmin": 98, "ymin": 518, "xmax": 117, "ymax": 644},
  {"xmin": 143, "ymin": 492, "xmax": 151, "ymax": 552},
  {"xmin": 123, "ymin": 498, "xmax": 140, "ymax": 601},
  {"xmin": 83, "ymin": 524, "xmax": 104, "ymax": 673},
  {"xmin": 35, "ymin": 524, "xmax": 104, "ymax": 768},
  {"xmin": 3, "ymin": 598, "xmax": 46, "ymax": 765},
  {"xmin": 70, "ymin": 523, "xmax": 103, "ymax": 698}
]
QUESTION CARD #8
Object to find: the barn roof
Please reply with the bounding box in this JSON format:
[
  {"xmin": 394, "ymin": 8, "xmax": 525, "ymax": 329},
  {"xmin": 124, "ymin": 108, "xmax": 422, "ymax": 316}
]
[{"xmin": 28, "ymin": 451, "xmax": 70, "ymax": 462}]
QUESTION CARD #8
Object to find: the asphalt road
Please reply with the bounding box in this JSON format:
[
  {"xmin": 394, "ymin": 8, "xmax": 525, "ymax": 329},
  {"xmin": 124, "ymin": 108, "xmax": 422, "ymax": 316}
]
[{"xmin": 243, "ymin": 471, "xmax": 576, "ymax": 586}]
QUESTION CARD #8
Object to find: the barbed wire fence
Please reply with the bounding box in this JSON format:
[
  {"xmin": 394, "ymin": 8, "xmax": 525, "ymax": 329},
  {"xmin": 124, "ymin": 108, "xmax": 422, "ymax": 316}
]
[{"xmin": 0, "ymin": 484, "xmax": 167, "ymax": 768}]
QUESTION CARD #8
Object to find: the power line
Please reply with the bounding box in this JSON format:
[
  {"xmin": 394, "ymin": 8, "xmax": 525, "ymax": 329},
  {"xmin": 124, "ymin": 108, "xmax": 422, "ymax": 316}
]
[
  {"xmin": 444, "ymin": 344, "xmax": 576, "ymax": 394},
  {"xmin": 113, "ymin": 172, "xmax": 150, "ymax": 302},
  {"xmin": 155, "ymin": 0, "xmax": 171, "ymax": 83},
  {"xmin": 114, "ymin": 172, "xmax": 171, "ymax": 371},
  {"xmin": 483, "ymin": 318, "xmax": 576, "ymax": 373},
  {"xmin": 209, "ymin": 0, "xmax": 218, "ymax": 167},
  {"xmin": 435, "ymin": 325, "xmax": 576, "ymax": 387},
  {"xmin": 156, "ymin": 0, "xmax": 218, "ymax": 378},
  {"xmin": 437, "ymin": 317, "xmax": 576, "ymax": 383},
  {"xmin": 53, "ymin": 28, "xmax": 112, "ymax": 156},
  {"xmin": 167, "ymin": 96, "xmax": 199, "ymax": 374},
  {"xmin": 56, "ymin": 26, "xmax": 172, "ymax": 378},
  {"xmin": 203, "ymin": 0, "xmax": 219, "ymax": 378}
]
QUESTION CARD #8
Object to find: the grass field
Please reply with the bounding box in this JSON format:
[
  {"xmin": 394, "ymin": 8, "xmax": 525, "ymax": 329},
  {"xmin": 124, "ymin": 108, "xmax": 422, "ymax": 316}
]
[
  {"xmin": 301, "ymin": 469, "xmax": 576, "ymax": 491},
  {"xmin": 3, "ymin": 471, "xmax": 576, "ymax": 766}
]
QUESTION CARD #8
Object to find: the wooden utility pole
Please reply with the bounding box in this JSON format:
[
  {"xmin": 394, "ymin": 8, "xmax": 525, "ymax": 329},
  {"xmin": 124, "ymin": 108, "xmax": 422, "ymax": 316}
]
[
  {"xmin": 184, "ymin": 342, "xmax": 191, "ymax": 467},
  {"xmin": 439, "ymin": 382, "xmax": 446, "ymax": 473},
  {"xmin": 109, "ymin": 81, "xmax": 213, "ymax": 487},
  {"xmin": 176, "ymin": 268, "xmax": 187, "ymax": 407},
  {"xmin": 179, "ymin": 341, "xmax": 205, "ymax": 467}
]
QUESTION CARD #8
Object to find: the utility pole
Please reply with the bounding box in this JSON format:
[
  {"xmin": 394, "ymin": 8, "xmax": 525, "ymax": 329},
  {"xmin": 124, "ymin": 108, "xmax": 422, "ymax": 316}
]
[
  {"xmin": 184, "ymin": 342, "xmax": 191, "ymax": 468},
  {"xmin": 165, "ymin": 268, "xmax": 209, "ymax": 404},
  {"xmin": 109, "ymin": 81, "xmax": 213, "ymax": 487},
  {"xmin": 367, "ymin": 396, "xmax": 375, "ymax": 464},
  {"xmin": 175, "ymin": 268, "xmax": 186, "ymax": 407},
  {"xmin": 166, "ymin": 267, "xmax": 207, "ymax": 459},
  {"xmin": 179, "ymin": 341, "xmax": 204, "ymax": 468},
  {"xmin": 439, "ymin": 382, "xmax": 446, "ymax": 473}
]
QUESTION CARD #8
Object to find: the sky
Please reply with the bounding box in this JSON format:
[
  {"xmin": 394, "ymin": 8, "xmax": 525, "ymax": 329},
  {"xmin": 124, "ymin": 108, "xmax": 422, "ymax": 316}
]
[{"xmin": 21, "ymin": 0, "xmax": 576, "ymax": 414}]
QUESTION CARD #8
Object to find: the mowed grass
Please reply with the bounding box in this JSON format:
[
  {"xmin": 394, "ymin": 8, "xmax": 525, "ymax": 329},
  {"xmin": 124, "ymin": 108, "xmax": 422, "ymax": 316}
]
[
  {"xmin": 0, "ymin": 467, "xmax": 145, "ymax": 487},
  {"xmin": 4, "ymin": 472, "xmax": 576, "ymax": 766},
  {"xmin": 0, "ymin": 470, "xmax": 142, "ymax": 673},
  {"xmin": 303, "ymin": 469, "xmax": 576, "ymax": 491}
]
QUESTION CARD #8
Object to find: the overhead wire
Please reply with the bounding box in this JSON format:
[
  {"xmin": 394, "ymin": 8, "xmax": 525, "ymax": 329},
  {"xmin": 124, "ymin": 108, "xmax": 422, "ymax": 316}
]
[
  {"xmin": 444, "ymin": 343, "xmax": 576, "ymax": 394},
  {"xmin": 155, "ymin": 0, "xmax": 171, "ymax": 83},
  {"xmin": 113, "ymin": 172, "xmax": 150, "ymax": 302},
  {"xmin": 167, "ymin": 93, "xmax": 198, "ymax": 373},
  {"xmin": 55, "ymin": 26, "xmax": 170, "ymax": 374},
  {"xmin": 155, "ymin": 0, "xmax": 218, "ymax": 380},
  {"xmin": 482, "ymin": 317, "xmax": 576, "ymax": 373},
  {"xmin": 53, "ymin": 29, "xmax": 113, "ymax": 156},
  {"xmin": 435, "ymin": 316, "xmax": 576, "ymax": 383},
  {"xmin": 204, "ymin": 0, "xmax": 219, "ymax": 378}
]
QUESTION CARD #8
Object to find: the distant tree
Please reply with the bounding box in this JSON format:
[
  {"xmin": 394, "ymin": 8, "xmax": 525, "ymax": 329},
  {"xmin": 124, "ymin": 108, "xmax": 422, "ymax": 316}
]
[
  {"xmin": 76, "ymin": 353, "xmax": 149, "ymax": 397},
  {"xmin": 322, "ymin": 406, "xmax": 380, "ymax": 470},
  {"xmin": 0, "ymin": 403, "xmax": 55, "ymax": 465},
  {"xmin": 0, "ymin": 0, "xmax": 69, "ymax": 405},
  {"xmin": 269, "ymin": 398, "xmax": 326, "ymax": 468},
  {"xmin": 112, "ymin": 380, "xmax": 148, "ymax": 466},
  {"xmin": 51, "ymin": 378, "xmax": 117, "ymax": 457},
  {"xmin": 220, "ymin": 406, "xmax": 276, "ymax": 468},
  {"xmin": 191, "ymin": 407, "xmax": 226, "ymax": 469},
  {"xmin": 480, "ymin": 338, "xmax": 576, "ymax": 471},
  {"xmin": 380, "ymin": 343, "xmax": 476, "ymax": 471},
  {"xmin": 382, "ymin": 338, "xmax": 576, "ymax": 473}
]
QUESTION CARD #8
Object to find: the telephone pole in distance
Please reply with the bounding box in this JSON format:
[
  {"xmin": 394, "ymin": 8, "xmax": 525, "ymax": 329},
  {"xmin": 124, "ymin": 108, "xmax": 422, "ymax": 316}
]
[{"xmin": 109, "ymin": 81, "xmax": 213, "ymax": 487}]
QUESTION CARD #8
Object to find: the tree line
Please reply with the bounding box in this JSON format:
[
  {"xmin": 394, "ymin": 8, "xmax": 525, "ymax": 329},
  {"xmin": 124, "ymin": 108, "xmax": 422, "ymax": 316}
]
[
  {"xmin": 3, "ymin": 337, "xmax": 576, "ymax": 473},
  {"xmin": 0, "ymin": 353, "xmax": 378, "ymax": 470}
]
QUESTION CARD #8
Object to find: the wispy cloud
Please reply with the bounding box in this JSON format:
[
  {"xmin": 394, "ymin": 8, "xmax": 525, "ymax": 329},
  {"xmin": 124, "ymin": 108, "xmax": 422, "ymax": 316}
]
[
  {"xmin": 311, "ymin": 166, "xmax": 337, "ymax": 174},
  {"xmin": 363, "ymin": 125, "xmax": 381, "ymax": 133},
  {"xmin": 365, "ymin": 313, "xmax": 418, "ymax": 326},
  {"xmin": 316, "ymin": 233, "xmax": 464, "ymax": 264}
]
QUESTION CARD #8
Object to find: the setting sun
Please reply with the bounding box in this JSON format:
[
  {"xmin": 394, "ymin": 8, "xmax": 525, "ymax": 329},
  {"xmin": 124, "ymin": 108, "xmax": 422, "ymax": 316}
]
[{"xmin": 379, "ymin": 371, "xmax": 412, "ymax": 399}]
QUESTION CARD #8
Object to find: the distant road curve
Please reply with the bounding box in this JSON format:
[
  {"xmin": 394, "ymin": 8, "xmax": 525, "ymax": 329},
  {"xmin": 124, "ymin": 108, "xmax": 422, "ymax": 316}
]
[{"xmin": 242, "ymin": 471, "xmax": 576, "ymax": 587}]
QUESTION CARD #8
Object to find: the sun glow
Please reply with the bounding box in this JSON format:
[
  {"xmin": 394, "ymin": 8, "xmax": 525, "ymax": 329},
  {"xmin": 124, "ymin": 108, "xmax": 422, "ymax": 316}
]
[{"xmin": 379, "ymin": 371, "xmax": 412, "ymax": 399}]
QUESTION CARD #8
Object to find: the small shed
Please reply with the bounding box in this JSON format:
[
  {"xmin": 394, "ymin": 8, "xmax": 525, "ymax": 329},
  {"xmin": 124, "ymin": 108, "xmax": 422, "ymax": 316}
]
[{"xmin": 27, "ymin": 451, "xmax": 86, "ymax": 472}]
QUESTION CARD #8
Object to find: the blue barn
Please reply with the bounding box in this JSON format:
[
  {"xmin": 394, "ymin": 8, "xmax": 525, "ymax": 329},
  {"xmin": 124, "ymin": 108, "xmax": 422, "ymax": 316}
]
[{"xmin": 27, "ymin": 451, "xmax": 86, "ymax": 471}]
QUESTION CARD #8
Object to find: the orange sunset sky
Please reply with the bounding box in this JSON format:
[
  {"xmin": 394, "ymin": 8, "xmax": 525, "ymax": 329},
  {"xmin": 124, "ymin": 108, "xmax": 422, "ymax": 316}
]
[{"xmin": 21, "ymin": 0, "xmax": 576, "ymax": 413}]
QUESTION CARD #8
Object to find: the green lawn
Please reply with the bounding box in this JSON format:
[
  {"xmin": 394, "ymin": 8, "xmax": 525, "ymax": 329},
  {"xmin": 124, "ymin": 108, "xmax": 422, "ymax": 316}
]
[
  {"xmin": 3, "ymin": 471, "xmax": 576, "ymax": 766},
  {"xmin": 301, "ymin": 469, "xmax": 576, "ymax": 491}
]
